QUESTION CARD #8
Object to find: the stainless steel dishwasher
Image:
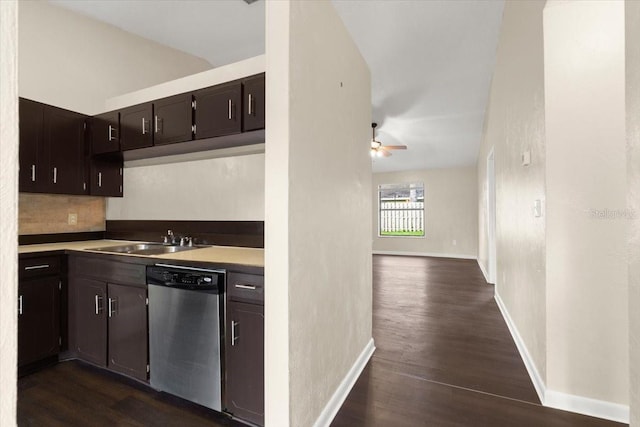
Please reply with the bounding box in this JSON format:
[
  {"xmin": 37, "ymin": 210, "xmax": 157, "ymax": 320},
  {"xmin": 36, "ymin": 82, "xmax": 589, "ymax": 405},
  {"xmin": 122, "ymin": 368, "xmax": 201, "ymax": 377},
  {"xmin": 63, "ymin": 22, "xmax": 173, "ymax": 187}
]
[{"xmin": 147, "ymin": 263, "xmax": 226, "ymax": 411}]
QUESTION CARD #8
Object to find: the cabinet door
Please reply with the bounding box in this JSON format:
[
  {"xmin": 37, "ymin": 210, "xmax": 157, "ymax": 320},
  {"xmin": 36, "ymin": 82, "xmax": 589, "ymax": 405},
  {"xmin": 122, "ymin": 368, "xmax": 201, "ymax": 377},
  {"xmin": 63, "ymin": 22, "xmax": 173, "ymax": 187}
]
[
  {"xmin": 225, "ymin": 301, "xmax": 264, "ymax": 426},
  {"xmin": 90, "ymin": 155, "xmax": 123, "ymax": 197},
  {"xmin": 92, "ymin": 111, "xmax": 120, "ymax": 154},
  {"xmin": 44, "ymin": 106, "xmax": 88, "ymax": 195},
  {"xmin": 19, "ymin": 98, "xmax": 45, "ymax": 193},
  {"xmin": 194, "ymin": 82, "xmax": 242, "ymax": 139},
  {"xmin": 242, "ymin": 74, "xmax": 265, "ymax": 132},
  {"xmin": 153, "ymin": 93, "xmax": 193, "ymax": 145},
  {"xmin": 18, "ymin": 277, "xmax": 60, "ymax": 366},
  {"xmin": 120, "ymin": 103, "xmax": 153, "ymax": 150},
  {"xmin": 70, "ymin": 277, "xmax": 107, "ymax": 367},
  {"xmin": 107, "ymin": 283, "xmax": 148, "ymax": 381}
]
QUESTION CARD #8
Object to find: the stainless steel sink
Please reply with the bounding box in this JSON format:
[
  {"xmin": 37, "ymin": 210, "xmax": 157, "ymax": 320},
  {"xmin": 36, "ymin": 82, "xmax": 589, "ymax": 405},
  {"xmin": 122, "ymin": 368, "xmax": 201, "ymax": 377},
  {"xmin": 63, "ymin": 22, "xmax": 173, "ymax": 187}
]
[{"xmin": 91, "ymin": 243, "xmax": 198, "ymax": 256}]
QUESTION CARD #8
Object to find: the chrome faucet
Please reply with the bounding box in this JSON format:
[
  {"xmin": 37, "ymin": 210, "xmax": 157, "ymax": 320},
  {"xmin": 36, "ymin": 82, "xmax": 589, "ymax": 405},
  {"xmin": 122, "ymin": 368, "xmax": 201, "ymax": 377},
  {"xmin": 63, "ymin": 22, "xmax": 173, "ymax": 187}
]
[
  {"xmin": 180, "ymin": 236, "xmax": 194, "ymax": 247},
  {"xmin": 163, "ymin": 229, "xmax": 175, "ymax": 245}
]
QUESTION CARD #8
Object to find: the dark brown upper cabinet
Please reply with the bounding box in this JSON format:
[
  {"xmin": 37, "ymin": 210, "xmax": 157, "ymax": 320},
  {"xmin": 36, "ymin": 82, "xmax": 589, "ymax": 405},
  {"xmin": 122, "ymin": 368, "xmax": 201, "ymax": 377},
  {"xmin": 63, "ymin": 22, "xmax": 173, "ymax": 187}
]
[
  {"xmin": 19, "ymin": 98, "xmax": 88, "ymax": 195},
  {"xmin": 242, "ymin": 74, "xmax": 265, "ymax": 132},
  {"xmin": 90, "ymin": 155, "xmax": 123, "ymax": 197},
  {"xmin": 120, "ymin": 103, "xmax": 153, "ymax": 150},
  {"xmin": 153, "ymin": 93, "xmax": 194, "ymax": 145},
  {"xmin": 91, "ymin": 111, "xmax": 120, "ymax": 154},
  {"xmin": 19, "ymin": 98, "xmax": 44, "ymax": 193},
  {"xmin": 194, "ymin": 81, "xmax": 242, "ymax": 139},
  {"xmin": 45, "ymin": 107, "xmax": 88, "ymax": 195}
]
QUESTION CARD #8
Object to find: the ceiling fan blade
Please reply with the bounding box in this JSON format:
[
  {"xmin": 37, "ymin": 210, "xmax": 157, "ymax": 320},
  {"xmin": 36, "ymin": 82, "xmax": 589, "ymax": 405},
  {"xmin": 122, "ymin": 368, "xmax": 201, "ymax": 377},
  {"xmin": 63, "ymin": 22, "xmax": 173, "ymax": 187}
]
[
  {"xmin": 379, "ymin": 149, "xmax": 392, "ymax": 157},
  {"xmin": 384, "ymin": 145, "xmax": 407, "ymax": 150}
]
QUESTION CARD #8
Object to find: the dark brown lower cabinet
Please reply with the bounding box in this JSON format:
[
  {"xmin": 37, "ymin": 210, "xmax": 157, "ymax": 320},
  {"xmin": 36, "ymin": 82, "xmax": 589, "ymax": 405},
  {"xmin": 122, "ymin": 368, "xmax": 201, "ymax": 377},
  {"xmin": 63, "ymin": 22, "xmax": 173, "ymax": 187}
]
[
  {"xmin": 18, "ymin": 276, "xmax": 60, "ymax": 367},
  {"xmin": 69, "ymin": 256, "xmax": 148, "ymax": 382},
  {"xmin": 225, "ymin": 301, "xmax": 264, "ymax": 426},
  {"xmin": 107, "ymin": 283, "xmax": 148, "ymax": 381},
  {"xmin": 72, "ymin": 277, "xmax": 107, "ymax": 367}
]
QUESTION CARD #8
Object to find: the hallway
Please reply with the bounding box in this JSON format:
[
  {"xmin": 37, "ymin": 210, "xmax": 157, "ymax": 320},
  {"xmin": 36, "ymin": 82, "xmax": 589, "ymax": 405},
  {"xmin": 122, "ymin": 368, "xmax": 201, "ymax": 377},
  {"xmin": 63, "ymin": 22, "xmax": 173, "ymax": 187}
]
[{"xmin": 331, "ymin": 255, "xmax": 626, "ymax": 426}]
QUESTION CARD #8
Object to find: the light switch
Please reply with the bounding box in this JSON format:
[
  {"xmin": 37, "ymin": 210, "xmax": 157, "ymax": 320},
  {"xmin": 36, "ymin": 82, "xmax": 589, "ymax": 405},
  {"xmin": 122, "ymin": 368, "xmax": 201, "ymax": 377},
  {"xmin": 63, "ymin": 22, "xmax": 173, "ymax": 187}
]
[
  {"xmin": 68, "ymin": 213, "xmax": 78, "ymax": 225},
  {"xmin": 522, "ymin": 150, "xmax": 531, "ymax": 166},
  {"xmin": 533, "ymin": 200, "xmax": 542, "ymax": 217}
]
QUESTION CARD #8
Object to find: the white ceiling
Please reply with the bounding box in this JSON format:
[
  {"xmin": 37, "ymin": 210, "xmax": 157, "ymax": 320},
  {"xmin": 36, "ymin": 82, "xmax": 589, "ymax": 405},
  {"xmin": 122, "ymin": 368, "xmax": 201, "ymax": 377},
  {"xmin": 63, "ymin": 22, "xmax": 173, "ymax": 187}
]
[{"xmin": 49, "ymin": 0, "xmax": 504, "ymax": 173}]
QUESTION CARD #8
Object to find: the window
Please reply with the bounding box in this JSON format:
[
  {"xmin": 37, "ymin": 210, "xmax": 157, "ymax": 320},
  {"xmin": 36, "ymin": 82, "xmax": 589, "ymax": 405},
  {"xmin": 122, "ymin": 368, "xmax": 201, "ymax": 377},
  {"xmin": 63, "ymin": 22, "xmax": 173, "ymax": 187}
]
[{"xmin": 378, "ymin": 183, "xmax": 425, "ymax": 237}]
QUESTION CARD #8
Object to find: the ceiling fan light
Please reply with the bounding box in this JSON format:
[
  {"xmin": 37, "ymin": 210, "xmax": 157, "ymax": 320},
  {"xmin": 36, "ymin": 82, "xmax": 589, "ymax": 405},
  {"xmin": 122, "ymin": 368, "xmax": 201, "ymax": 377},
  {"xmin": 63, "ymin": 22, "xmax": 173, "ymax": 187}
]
[
  {"xmin": 370, "ymin": 148, "xmax": 377, "ymax": 157},
  {"xmin": 376, "ymin": 150, "xmax": 384, "ymax": 158}
]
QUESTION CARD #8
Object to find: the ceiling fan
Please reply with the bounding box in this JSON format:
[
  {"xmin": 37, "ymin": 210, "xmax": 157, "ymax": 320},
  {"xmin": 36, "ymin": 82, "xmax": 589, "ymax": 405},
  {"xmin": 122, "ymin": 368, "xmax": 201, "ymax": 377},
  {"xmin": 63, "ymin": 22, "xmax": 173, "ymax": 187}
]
[{"xmin": 370, "ymin": 123, "xmax": 407, "ymax": 157}]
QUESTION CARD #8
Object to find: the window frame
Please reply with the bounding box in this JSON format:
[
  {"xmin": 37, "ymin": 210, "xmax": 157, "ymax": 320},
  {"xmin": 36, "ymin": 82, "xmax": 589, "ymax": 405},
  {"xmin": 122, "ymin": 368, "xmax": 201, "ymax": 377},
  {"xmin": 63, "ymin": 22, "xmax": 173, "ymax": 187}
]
[{"xmin": 377, "ymin": 182, "xmax": 425, "ymax": 239}]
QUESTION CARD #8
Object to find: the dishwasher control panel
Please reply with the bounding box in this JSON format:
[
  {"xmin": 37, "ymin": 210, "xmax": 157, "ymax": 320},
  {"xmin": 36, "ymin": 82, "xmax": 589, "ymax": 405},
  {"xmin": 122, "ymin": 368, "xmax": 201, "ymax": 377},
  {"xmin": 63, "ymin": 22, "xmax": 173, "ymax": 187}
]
[{"xmin": 147, "ymin": 265, "xmax": 225, "ymax": 292}]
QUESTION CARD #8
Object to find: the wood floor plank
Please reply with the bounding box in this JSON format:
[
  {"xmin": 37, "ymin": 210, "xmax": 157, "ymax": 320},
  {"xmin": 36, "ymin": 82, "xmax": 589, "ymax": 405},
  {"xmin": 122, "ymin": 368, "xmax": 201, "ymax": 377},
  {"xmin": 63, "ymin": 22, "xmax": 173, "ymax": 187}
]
[{"xmin": 331, "ymin": 255, "xmax": 627, "ymax": 427}]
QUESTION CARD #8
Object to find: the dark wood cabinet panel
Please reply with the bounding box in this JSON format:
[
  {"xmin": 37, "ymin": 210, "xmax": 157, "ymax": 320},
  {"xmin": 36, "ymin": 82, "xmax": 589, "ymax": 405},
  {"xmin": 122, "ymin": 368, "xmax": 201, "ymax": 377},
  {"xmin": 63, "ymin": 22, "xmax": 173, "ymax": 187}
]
[
  {"xmin": 107, "ymin": 283, "xmax": 148, "ymax": 381},
  {"xmin": 153, "ymin": 93, "xmax": 193, "ymax": 145},
  {"xmin": 225, "ymin": 301, "xmax": 264, "ymax": 426},
  {"xmin": 90, "ymin": 155, "xmax": 123, "ymax": 197},
  {"xmin": 68, "ymin": 255, "xmax": 148, "ymax": 381},
  {"xmin": 194, "ymin": 82, "xmax": 242, "ymax": 139},
  {"xmin": 242, "ymin": 74, "xmax": 265, "ymax": 132},
  {"xmin": 120, "ymin": 103, "xmax": 153, "ymax": 150},
  {"xmin": 19, "ymin": 98, "xmax": 44, "ymax": 192},
  {"xmin": 228, "ymin": 272, "xmax": 264, "ymax": 304},
  {"xmin": 19, "ymin": 99, "xmax": 88, "ymax": 195},
  {"xmin": 92, "ymin": 111, "xmax": 120, "ymax": 154},
  {"xmin": 18, "ymin": 276, "xmax": 60, "ymax": 367},
  {"xmin": 44, "ymin": 106, "xmax": 88, "ymax": 195},
  {"xmin": 70, "ymin": 276, "xmax": 107, "ymax": 367}
]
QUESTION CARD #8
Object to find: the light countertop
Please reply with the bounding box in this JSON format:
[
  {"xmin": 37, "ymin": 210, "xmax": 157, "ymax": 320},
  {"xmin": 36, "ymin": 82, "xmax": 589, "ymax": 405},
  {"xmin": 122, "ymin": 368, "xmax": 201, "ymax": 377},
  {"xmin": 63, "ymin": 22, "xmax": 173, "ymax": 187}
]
[{"xmin": 18, "ymin": 239, "xmax": 264, "ymax": 268}]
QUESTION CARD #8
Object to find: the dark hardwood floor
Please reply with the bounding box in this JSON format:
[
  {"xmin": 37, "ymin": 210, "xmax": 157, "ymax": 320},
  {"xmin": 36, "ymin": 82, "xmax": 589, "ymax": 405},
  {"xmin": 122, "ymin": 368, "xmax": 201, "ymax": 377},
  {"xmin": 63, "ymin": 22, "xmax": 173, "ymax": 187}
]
[
  {"xmin": 18, "ymin": 361, "xmax": 241, "ymax": 427},
  {"xmin": 18, "ymin": 255, "xmax": 627, "ymax": 426},
  {"xmin": 331, "ymin": 255, "xmax": 627, "ymax": 427}
]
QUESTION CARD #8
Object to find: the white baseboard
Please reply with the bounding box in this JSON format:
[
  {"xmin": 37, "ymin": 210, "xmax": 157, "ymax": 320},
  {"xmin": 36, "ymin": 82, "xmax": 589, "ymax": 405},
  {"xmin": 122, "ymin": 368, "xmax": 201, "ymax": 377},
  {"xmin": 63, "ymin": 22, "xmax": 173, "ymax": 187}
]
[
  {"xmin": 494, "ymin": 292, "xmax": 630, "ymax": 424},
  {"xmin": 477, "ymin": 259, "xmax": 490, "ymax": 283},
  {"xmin": 372, "ymin": 250, "xmax": 476, "ymax": 260},
  {"xmin": 494, "ymin": 292, "xmax": 546, "ymax": 404},
  {"xmin": 545, "ymin": 390, "xmax": 629, "ymax": 424},
  {"xmin": 312, "ymin": 338, "xmax": 376, "ymax": 427}
]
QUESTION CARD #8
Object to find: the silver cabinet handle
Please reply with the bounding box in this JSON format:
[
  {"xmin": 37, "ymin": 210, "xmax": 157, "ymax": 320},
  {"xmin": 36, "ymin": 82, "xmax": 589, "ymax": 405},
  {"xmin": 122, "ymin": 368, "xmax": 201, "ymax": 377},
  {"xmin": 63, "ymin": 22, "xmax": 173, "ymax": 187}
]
[
  {"xmin": 108, "ymin": 297, "xmax": 116, "ymax": 318},
  {"xmin": 24, "ymin": 264, "xmax": 50, "ymax": 271},
  {"xmin": 228, "ymin": 99, "xmax": 232, "ymax": 120},
  {"xmin": 235, "ymin": 284, "xmax": 257, "ymax": 290},
  {"xmin": 248, "ymin": 93, "xmax": 253, "ymax": 116},
  {"xmin": 231, "ymin": 320, "xmax": 238, "ymax": 346},
  {"xmin": 31, "ymin": 165, "xmax": 36, "ymax": 182},
  {"xmin": 108, "ymin": 125, "xmax": 115, "ymax": 141},
  {"xmin": 154, "ymin": 115, "xmax": 159, "ymax": 133},
  {"xmin": 142, "ymin": 117, "xmax": 147, "ymax": 135},
  {"xmin": 95, "ymin": 295, "xmax": 100, "ymax": 315},
  {"xmin": 53, "ymin": 167, "xmax": 57, "ymax": 184},
  {"xmin": 18, "ymin": 295, "xmax": 23, "ymax": 315},
  {"xmin": 98, "ymin": 172, "xmax": 102, "ymax": 188}
]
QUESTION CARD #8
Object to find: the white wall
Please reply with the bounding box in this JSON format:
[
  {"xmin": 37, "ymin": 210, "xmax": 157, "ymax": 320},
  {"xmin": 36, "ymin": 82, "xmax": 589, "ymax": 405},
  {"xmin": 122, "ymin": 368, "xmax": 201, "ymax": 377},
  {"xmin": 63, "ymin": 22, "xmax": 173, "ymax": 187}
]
[
  {"xmin": 265, "ymin": 1, "xmax": 372, "ymax": 426},
  {"xmin": 106, "ymin": 154, "xmax": 264, "ymax": 221},
  {"xmin": 544, "ymin": 0, "xmax": 628, "ymax": 409},
  {"xmin": 18, "ymin": 0, "xmax": 212, "ymax": 115},
  {"xmin": 477, "ymin": 0, "xmax": 547, "ymax": 387},
  {"xmin": 0, "ymin": 1, "xmax": 18, "ymax": 424},
  {"xmin": 373, "ymin": 167, "xmax": 477, "ymax": 258},
  {"xmin": 627, "ymin": 2, "xmax": 640, "ymax": 424}
]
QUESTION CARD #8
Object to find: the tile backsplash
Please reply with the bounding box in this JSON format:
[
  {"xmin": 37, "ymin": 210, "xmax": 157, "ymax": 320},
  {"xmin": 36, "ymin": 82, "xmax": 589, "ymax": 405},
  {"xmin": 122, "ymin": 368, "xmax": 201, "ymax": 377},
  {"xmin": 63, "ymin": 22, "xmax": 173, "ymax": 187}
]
[{"xmin": 19, "ymin": 193, "xmax": 105, "ymax": 235}]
